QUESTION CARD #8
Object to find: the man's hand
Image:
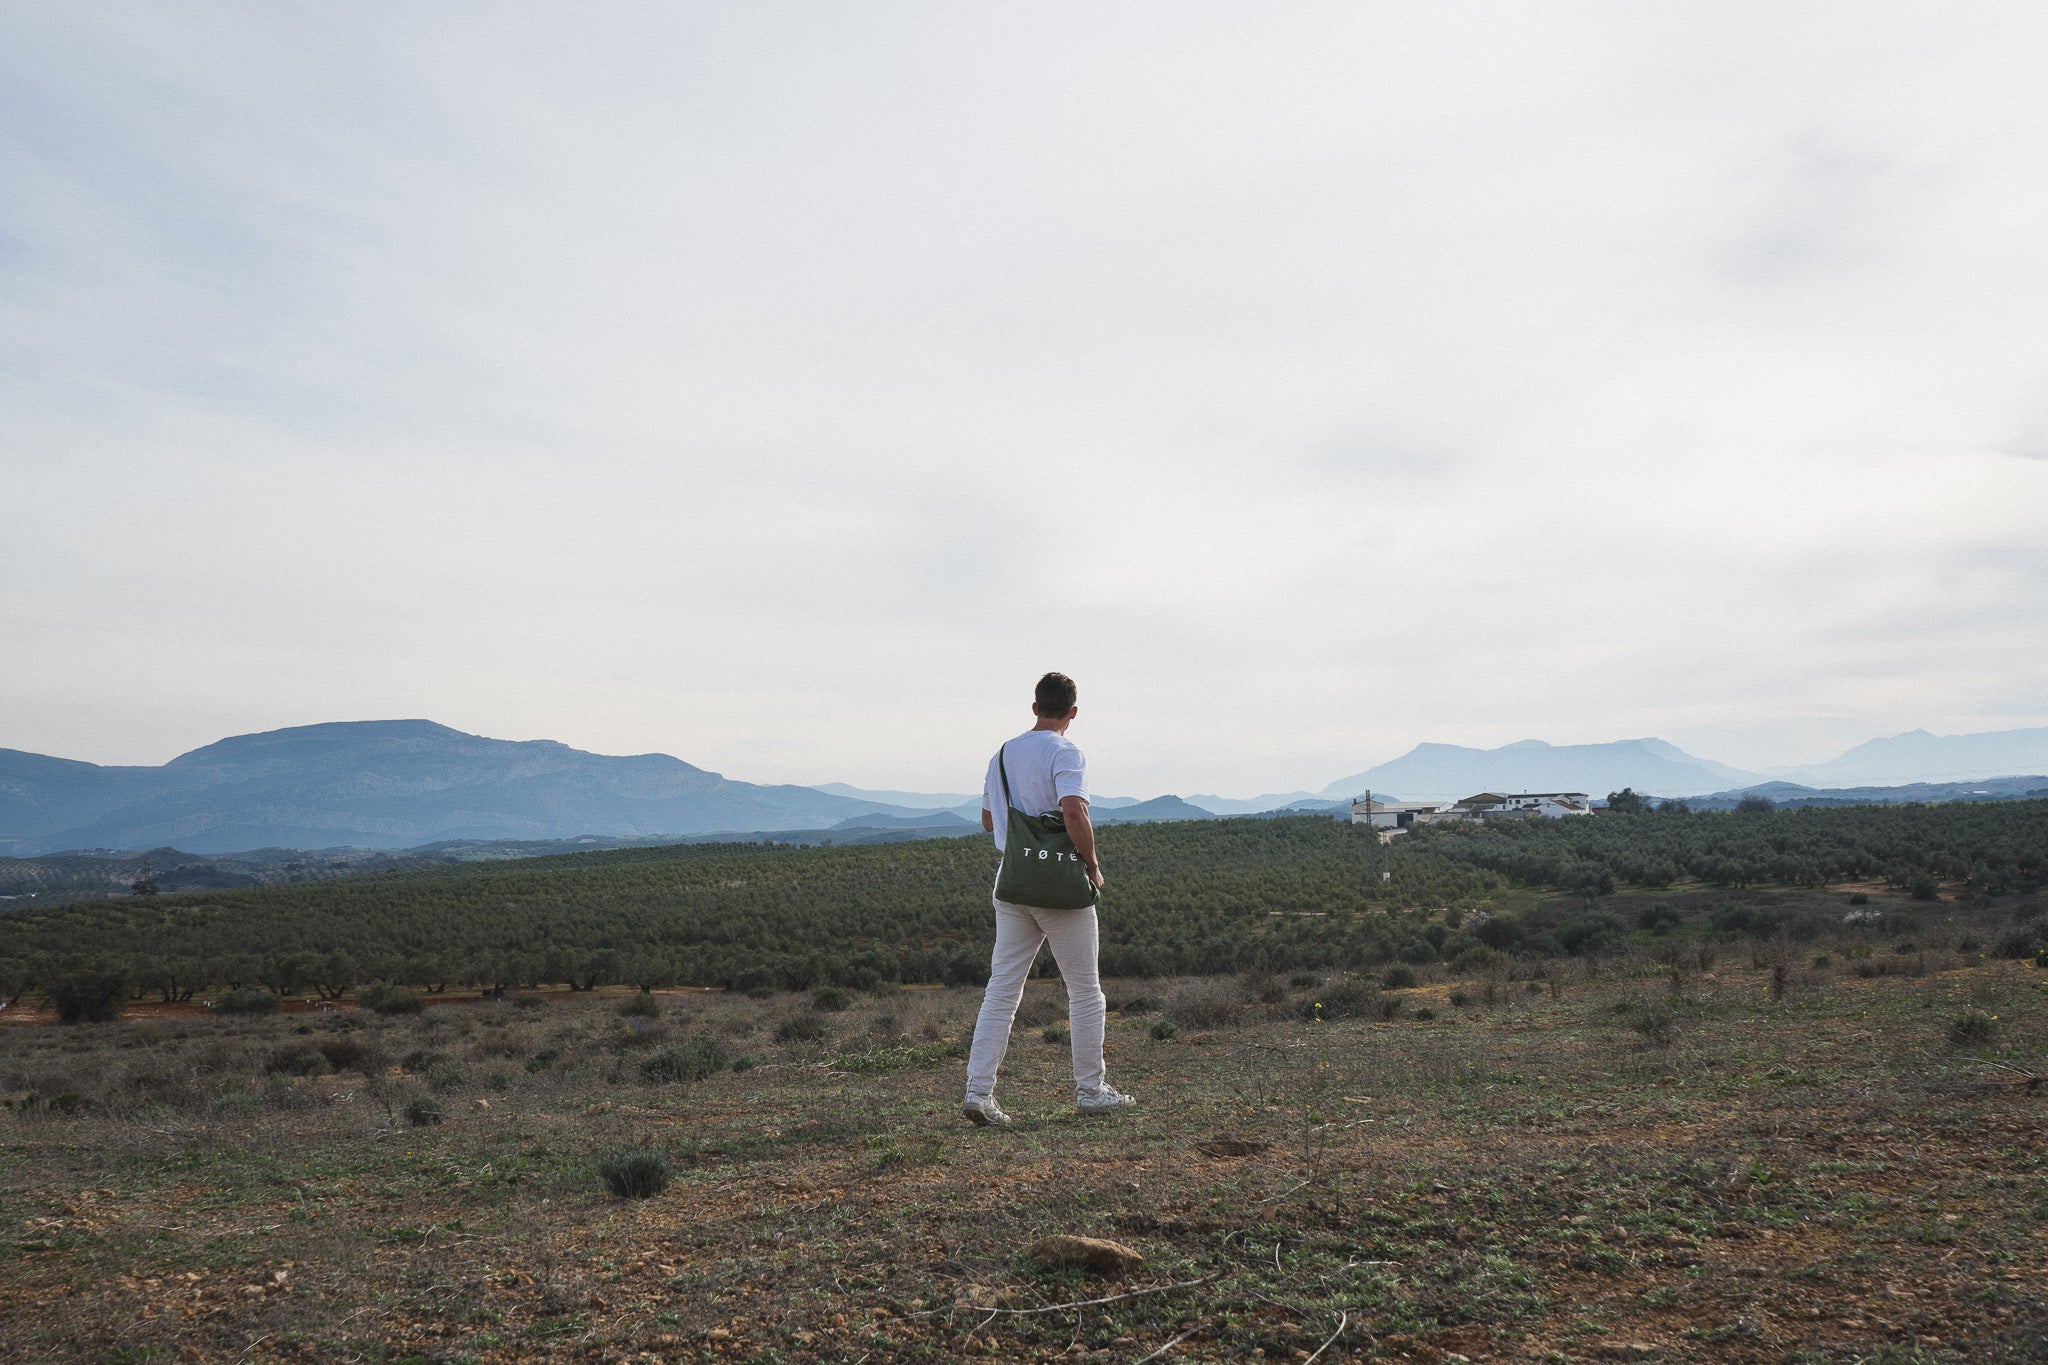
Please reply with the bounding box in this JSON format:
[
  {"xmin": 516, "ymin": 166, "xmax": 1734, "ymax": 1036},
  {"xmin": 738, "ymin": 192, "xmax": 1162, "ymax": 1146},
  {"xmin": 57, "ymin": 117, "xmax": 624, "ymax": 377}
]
[{"xmin": 1059, "ymin": 795, "xmax": 1104, "ymax": 891}]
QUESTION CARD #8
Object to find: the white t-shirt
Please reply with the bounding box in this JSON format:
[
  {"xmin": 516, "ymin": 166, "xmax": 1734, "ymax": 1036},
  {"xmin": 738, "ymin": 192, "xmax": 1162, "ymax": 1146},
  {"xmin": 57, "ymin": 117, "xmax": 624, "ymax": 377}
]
[{"xmin": 982, "ymin": 729, "xmax": 1089, "ymax": 853}]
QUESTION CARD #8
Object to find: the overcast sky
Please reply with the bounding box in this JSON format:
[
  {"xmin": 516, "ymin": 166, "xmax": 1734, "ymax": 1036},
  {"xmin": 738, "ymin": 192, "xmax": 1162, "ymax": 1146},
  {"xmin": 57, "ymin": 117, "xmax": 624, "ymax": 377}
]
[{"xmin": 4, "ymin": 3, "xmax": 2047, "ymax": 798}]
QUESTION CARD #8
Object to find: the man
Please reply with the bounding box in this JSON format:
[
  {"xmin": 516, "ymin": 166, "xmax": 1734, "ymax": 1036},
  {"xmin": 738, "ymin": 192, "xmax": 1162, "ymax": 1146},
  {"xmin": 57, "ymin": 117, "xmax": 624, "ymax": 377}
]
[{"xmin": 962, "ymin": 672, "xmax": 1137, "ymax": 1125}]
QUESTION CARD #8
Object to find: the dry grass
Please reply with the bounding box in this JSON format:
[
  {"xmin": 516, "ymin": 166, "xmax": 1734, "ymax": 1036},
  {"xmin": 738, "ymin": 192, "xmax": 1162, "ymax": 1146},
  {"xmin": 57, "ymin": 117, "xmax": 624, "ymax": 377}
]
[{"xmin": 2, "ymin": 955, "xmax": 2046, "ymax": 1363}]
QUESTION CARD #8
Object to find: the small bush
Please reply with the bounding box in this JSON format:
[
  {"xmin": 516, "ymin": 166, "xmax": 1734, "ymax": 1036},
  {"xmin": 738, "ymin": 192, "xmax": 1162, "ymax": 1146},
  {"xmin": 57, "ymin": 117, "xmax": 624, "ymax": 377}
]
[
  {"xmin": 317, "ymin": 1037, "xmax": 382, "ymax": 1074},
  {"xmin": 598, "ymin": 1148, "xmax": 670, "ymax": 1199},
  {"xmin": 1149, "ymin": 1019, "xmax": 1179, "ymax": 1042},
  {"xmin": 513, "ymin": 992, "xmax": 548, "ymax": 1010},
  {"xmin": 640, "ymin": 1034, "xmax": 730, "ymax": 1083},
  {"xmin": 1381, "ymin": 964, "xmax": 1418, "ymax": 991},
  {"xmin": 1993, "ymin": 927, "xmax": 2040, "ymax": 960},
  {"xmin": 1448, "ymin": 987, "xmax": 1470, "ymax": 1007},
  {"xmin": 1013, "ymin": 993, "xmax": 1062, "ymax": 1029},
  {"xmin": 1303, "ymin": 977, "xmax": 1378, "ymax": 1021},
  {"xmin": 1412, "ymin": 1006, "xmax": 1436, "ymax": 1021},
  {"xmin": 1629, "ymin": 1003, "xmax": 1676, "ymax": 1046},
  {"xmin": 212, "ymin": 987, "xmax": 281, "ymax": 1016},
  {"xmin": 1848, "ymin": 892, "xmax": 1870, "ymax": 905},
  {"xmin": 45, "ymin": 971, "xmax": 128, "ymax": 1025},
  {"xmin": 811, "ymin": 987, "xmax": 851, "ymax": 1012},
  {"xmin": 401, "ymin": 1048, "xmax": 443, "ymax": 1073},
  {"xmin": 1112, "ymin": 995, "xmax": 1157, "ymax": 1015},
  {"xmin": 1163, "ymin": 979, "xmax": 1244, "ymax": 1029},
  {"xmin": 1947, "ymin": 1010, "xmax": 1998, "ymax": 1050},
  {"xmin": 1042, "ymin": 1024, "xmax": 1069, "ymax": 1044},
  {"xmin": 775, "ymin": 1015, "xmax": 829, "ymax": 1045},
  {"xmin": 1909, "ymin": 878, "xmax": 1941, "ymax": 902},
  {"xmin": 1451, "ymin": 945, "xmax": 1505, "ymax": 975},
  {"xmin": 426, "ymin": 1064, "xmax": 469, "ymax": 1092},
  {"xmin": 208, "ymin": 1091, "xmax": 264, "ymax": 1119},
  {"xmin": 404, "ymin": 1094, "xmax": 446, "ymax": 1127},
  {"xmin": 265, "ymin": 1045, "xmax": 332, "ymax": 1077},
  {"xmin": 525, "ymin": 1048, "xmax": 560, "ymax": 1074},
  {"xmin": 360, "ymin": 984, "xmax": 424, "ymax": 1016},
  {"xmin": 617, "ymin": 991, "xmax": 662, "ymax": 1019},
  {"xmin": 1288, "ymin": 972, "xmax": 1321, "ymax": 988}
]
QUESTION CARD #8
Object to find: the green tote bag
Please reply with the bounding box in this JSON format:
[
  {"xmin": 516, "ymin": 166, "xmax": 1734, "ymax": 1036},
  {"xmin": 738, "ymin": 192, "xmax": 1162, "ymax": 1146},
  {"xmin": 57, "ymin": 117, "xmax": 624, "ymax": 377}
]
[{"xmin": 992, "ymin": 743, "xmax": 1098, "ymax": 910}]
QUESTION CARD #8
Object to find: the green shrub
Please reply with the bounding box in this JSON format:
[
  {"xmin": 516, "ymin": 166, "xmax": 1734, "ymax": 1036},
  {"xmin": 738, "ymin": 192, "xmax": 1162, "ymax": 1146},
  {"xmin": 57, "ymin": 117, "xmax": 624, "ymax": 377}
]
[
  {"xmin": 209, "ymin": 1091, "xmax": 264, "ymax": 1119},
  {"xmin": 1412, "ymin": 1006, "xmax": 1436, "ymax": 1021},
  {"xmin": 45, "ymin": 970, "xmax": 128, "ymax": 1025},
  {"xmin": 361, "ymin": 984, "xmax": 424, "ymax": 1016},
  {"xmin": 811, "ymin": 987, "xmax": 851, "ymax": 1012},
  {"xmin": 597, "ymin": 1148, "xmax": 670, "ymax": 1199},
  {"xmin": 1381, "ymin": 964, "xmax": 1418, "ymax": 990},
  {"xmin": 1629, "ymin": 1003, "xmax": 1676, "ymax": 1046},
  {"xmin": 1448, "ymin": 987, "xmax": 1470, "ymax": 1007},
  {"xmin": 211, "ymin": 987, "xmax": 281, "ymax": 1016},
  {"xmin": 265, "ymin": 1045, "xmax": 332, "ymax": 1076},
  {"xmin": 775, "ymin": 1015, "xmax": 829, "ymax": 1045},
  {"xmin": 427, "ymin": 1064, "xmax": 469, "ymax": 1091},
  {"xmin": 1947, "ymin": 1010, "xmax": 1998, "ymax": 1050},
  {"xmin": 1149, "ymin": 1019, "xmax": 1179, "ymax": 1041},
  {"xmin": 316, "ymin": 1037, "xmax": 382, "ymax": 1073},
  {"xmin": 1302, "ymin": 977, "xmax": 1377, "ymax": 1021},
  {"xmin": 404, "ymin": 1094, "xmax": 446, "ymax": 1126},
  {"xmin": 1041, "ymin": 1024, "xmax": 1069, "ymax": 1044},
  {"xmin": 640, "ymin": 1034, "xmax": 731, "ymax": 1083},
  {"xmin": 617, "ymin": 991, "xmax": 662, "ymax": 1019},
  {"xmin": 1113, "ymin": 996, "xmax": 1158, "ymax": 1015},
  {"xmin": 1450, "ymin": 945, "xmax": 1504, "ymax": 975}
]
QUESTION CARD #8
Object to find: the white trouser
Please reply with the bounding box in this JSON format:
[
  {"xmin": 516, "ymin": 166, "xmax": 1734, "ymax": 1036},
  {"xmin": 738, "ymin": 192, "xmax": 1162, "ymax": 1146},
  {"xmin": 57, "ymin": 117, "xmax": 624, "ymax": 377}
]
[{"xmin": 965, "ymin": 892, "xmax": 1107, "ymax": 1096}]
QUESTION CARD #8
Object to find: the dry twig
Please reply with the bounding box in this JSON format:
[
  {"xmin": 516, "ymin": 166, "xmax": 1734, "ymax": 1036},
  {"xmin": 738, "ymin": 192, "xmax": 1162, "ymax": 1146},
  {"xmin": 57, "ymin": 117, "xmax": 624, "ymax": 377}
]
[
  {"xmin": 1130, "ymin": 1326, "xmax": 1199, "ymax": 1363},
  {"xmin": 1302, "ymin": 1310, "xmax": 1349, "ymax": 1364},
  {"xmin": 913, "ymin": 1270, "xmax": 1223, "ymax": 1320}
]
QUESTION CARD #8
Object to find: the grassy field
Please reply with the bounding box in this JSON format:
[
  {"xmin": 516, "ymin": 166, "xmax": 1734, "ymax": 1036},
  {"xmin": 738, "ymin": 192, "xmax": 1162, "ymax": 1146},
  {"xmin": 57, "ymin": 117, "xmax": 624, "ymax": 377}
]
[{"xmin": 4, "ymin": 893, "xmax": 2046, "ymax": 1363}]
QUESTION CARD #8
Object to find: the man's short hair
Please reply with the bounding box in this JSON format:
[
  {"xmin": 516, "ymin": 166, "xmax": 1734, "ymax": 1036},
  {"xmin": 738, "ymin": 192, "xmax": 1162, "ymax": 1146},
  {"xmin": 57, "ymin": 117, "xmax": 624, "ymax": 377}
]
[{"xmin": 1034, "ymin": 672, "xmax": 1078, "ymax": 717}]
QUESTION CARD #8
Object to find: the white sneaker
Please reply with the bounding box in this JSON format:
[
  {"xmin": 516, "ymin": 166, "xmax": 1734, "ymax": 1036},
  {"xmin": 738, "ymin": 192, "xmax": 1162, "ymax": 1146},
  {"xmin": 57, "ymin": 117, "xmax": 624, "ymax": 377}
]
[
  {"xmin": 962, "ymin": 1093, "xmax": 1012, "ymax": 1126},
  {"xmin": 1076, "ymin": 1083, "xmax": 1137, "ymax": 1115}
]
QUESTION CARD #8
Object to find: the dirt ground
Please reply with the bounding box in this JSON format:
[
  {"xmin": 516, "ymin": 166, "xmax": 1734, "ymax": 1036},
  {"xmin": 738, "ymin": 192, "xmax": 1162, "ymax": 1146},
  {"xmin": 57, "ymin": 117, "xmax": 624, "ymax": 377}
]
[{"xmin": 2, "ymin": 957, "xmax": 2045, "ymax": 1363}]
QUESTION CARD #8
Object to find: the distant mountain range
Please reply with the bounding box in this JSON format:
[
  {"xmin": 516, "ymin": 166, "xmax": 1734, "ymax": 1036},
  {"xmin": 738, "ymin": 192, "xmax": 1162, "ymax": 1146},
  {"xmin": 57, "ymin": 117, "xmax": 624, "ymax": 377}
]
[
  {"xmin": 6, "ymin": 718, "xmax": 2047, "ymax": 862},
  {"xmin": 1317, "ymin": 738, "xmax": 1768, "ymax": 802},
  {"xmin": 0, "ymin": 720, "xmax": 926, "ymax": 856},
  {"xmin": 1773, "ymin": 727, "xmax": 2048, "ymax": 788}
]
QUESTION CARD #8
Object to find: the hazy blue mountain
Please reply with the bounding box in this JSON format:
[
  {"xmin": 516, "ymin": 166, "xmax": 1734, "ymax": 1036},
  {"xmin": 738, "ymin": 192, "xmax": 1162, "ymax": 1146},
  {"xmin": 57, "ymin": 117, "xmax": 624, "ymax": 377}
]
[
  {"xmin": 1676, "ymin": 775, "xmax": 2048, "ymax": 811},
  {"xmin": 1184, "ymin": 791, "xmax": 1322, "ymax": 816},
  {"xmin": 1090, "ymin": 795, "xmax": 1215, "ymax": 824},
  {"xmin": 809, "ymin": 782, "xmax": 979, "ymax": 810},
  {"xmin": 0, "ymin": 720, "xmax": 926, "ymax": 855},
  {"xmin": 829, "ymin": 809, "xmax": 976, "ymax": 831},
  {"xmin": 1318, "ymin": 738, "xmax": 1766, "ymax": 802},
  {"xmin": 1780, "ymin": 727, "xmax": 2048, "ymax": 787}
]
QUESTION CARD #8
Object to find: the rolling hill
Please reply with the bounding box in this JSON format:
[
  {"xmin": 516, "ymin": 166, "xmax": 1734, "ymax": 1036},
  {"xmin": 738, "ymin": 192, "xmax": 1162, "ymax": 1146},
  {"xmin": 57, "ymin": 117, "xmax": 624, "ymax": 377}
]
[{"xmin": 0, "ymin": 721, "xmax": 921, "ymax": 855}]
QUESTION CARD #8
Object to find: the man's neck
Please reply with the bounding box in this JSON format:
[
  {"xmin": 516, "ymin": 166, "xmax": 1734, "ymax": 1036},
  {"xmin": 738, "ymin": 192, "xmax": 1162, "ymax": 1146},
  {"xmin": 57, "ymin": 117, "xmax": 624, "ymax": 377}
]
[{"xmin": 1030, "ymin": 717, "xmax": 1072, "ymax": 736}]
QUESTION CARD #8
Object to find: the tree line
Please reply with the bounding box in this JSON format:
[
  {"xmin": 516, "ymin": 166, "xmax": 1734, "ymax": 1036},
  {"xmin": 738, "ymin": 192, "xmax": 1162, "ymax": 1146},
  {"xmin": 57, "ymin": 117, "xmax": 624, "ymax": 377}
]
[{"xmin": 2, "ymin": 801, "xmax": 2040, "ymax": 1008}]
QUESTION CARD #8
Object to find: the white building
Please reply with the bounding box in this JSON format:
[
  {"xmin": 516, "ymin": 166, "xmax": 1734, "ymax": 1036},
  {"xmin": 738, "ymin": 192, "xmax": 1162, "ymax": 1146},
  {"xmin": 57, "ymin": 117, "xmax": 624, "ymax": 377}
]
[
  {"xmin": 1348, "ymin": 797, "xmax": 1439, "ymax": 829},
  {"xmin": 1436, "ymin": 791, "xmax": 1593, "ymax": 820}
]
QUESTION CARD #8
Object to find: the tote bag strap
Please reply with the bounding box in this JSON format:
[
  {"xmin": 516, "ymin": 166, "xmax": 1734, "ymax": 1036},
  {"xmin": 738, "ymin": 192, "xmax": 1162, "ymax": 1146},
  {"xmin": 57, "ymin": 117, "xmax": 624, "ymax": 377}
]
[{"xmin": 996, "ymin": 742, "xmax": 1015, "ymax": 813}]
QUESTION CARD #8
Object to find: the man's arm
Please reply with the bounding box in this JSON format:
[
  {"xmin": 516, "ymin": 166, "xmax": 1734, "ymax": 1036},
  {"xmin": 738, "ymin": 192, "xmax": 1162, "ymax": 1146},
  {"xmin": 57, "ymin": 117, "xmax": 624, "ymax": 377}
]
[
  {"xmin": 1059, "ymin": 795, "xmax": 1104, "ymax": 889},
  {"xmin": 982, "ymin": 808, "xmax": 995, "ymax": 834}
]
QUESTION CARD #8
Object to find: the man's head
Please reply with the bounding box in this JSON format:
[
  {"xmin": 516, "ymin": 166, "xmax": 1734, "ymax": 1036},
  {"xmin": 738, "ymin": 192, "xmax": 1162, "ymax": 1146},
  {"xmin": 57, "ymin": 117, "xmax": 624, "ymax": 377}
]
[{"xmin": 1033, "ymin": 671, "xmax": 1078, "ymax": 719}]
